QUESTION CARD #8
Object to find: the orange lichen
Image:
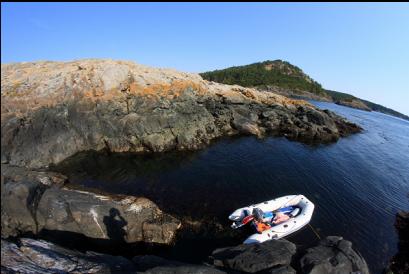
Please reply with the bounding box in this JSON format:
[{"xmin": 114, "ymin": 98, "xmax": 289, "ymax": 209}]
[
  {"xmin": 129, "ymin": 82, "xmax": 139, "ymax": 93},
  {"xmin": 241, "ymin": 89, "xmax": 257, "ymax": 100},
  {"xmin": 125, "ymin": 79, "xmax": 206, "ymax": 99},
  {"xmin": 277, "ymin": 97, "xmax": 313, "ymax": 109}
]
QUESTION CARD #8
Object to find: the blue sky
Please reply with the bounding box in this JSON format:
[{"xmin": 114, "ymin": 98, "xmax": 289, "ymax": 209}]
[{"xmin": 2, "ymin": 3, "xmax": 409, "ymax": 115}]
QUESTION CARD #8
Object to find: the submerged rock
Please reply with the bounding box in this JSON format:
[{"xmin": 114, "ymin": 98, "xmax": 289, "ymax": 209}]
[
  {"xmin": 300, "ymin": 236, "xmax": 369, "ymax": 274},
  {"xmin": 1, "ymin": 59, "xmax": 361, "ymax": 169},
  {"xmin": 1, "ymin": 238, "xmax": 136, "ymax": 273},
  {"xmin": 210, "ymin": 239, "xmax": 296, "ymax": 273},
  {"xmin": 1, "ymin": 165, "xmax": 181, "ymax": 245}
]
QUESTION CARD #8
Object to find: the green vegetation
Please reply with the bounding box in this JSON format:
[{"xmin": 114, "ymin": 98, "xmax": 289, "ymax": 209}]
[
  {"xmin": 201, "ymin": 60, "xmax": 409, "ymax": 121},
  {"xmin": 200, "ymin": 60, "xmax": 326, "ymax": 96}
]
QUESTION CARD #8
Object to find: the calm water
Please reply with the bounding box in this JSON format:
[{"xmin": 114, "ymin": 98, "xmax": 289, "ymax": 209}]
[{"xmin": 56, "ymin": 102, "xmax": 409, "ymax": 273}]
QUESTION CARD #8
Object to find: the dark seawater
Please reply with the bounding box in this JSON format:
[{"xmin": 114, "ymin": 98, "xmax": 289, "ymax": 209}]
[{"xmin": 56, "ymin": 102, "xmax": 409, "ymax": 274}]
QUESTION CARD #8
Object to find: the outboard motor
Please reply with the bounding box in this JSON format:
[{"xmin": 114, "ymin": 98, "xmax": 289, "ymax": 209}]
[{"xmin": 252, "ymin": 208, "xmax": 264, "ymax": 221}]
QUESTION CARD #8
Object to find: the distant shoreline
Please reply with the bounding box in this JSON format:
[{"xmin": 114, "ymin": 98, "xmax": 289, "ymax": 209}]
[{"xmin": 200, "ymin": 60, "xmax": 409, "ymax": 121}]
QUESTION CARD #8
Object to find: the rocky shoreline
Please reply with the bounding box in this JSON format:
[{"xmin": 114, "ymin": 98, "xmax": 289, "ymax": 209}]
[
  {"xmin": 1, "ymin": 60, "xmax": 361, "ymax": 169},
  {"xmin": 2, "ymin": 235, "xmax": 369, "ymax": 274},
  {"xmin": 385, "ymin": 211, "xmax": 409, "ymax": 274},
  {"xmin": 335, "ymin": 99, "xmax": 371, "ymax": 112},
  {"xmin": 1, "ymin": 59, "xmax": 366, "ymax": 273},
  {"xmin": 1, "ymin": 164, "xmax": 181, "ymax": 246},
  {"xmin": 257, "ymin": 86, "xmax": 372, "ymax": 112},
  {"xmin": 255, "ymin": 85, "xmax": 333, "ymax": 103}
]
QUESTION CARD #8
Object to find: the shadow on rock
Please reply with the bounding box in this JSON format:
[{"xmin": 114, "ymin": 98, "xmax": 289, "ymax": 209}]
[
  {"xmin": 103, "ymin": 208, "xmax": 127, "ymax": 244},
  {"xmin": 35, "ymin": 229, "xmax": 174, "ymax": 259}
]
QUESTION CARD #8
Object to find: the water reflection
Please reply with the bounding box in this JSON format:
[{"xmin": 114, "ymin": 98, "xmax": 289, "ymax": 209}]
[{"xmin": 53, "ymin": 103, "xmax": 409, "ymax": 274}]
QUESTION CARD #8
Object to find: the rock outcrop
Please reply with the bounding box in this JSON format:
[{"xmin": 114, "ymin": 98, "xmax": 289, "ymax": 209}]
[
  {"xmin": 133, "ymin": 255, "xmax": 226, "ymax": 274},
  {"xmin": 257, "ymin": 85, "xmax": 333, "ymax": 103},
  {"xmin": 335, "ymin": 99, "xmax": 371, "ymax": 111},
  {"xmin": 300, "ymin": 236, "xmax": 369, "ymax": 274},
  {"xmin": 1, "ymin": 238, "xmax": 137, "ymax": 273},
  {"xmin": 1, "ymin": 165, "xmax": 181, "ymax": 245},
  {"xmin": 0, "ymin": 164, "xmax": 67, "ymax": 186},
  {"xmin": 1, "ymin": 59, "xmax": 361, "ymax": 169},
  {"xmin": 1, "ymin": 236, "xmax": 370, "ymax": 274},
  {"xmin": 1, "ymin": 59, "xmax": 365, "ymax": 273},
  {"xmin": 210, "ymin": 239, "xmax": 296, "ymax": 273}
]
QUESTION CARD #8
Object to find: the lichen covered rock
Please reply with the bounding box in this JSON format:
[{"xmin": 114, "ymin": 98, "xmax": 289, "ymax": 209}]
[{"xmin": 1, "ymin": 59, "xmax": 361, "ymax": 169}]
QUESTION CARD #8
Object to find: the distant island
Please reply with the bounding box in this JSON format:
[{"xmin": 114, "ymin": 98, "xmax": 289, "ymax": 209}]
[{"xmin": 200, "ymin": 60, "xmax": 409, "ymax": 121}]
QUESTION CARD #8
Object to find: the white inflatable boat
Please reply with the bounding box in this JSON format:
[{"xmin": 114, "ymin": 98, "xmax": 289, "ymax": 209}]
[{"xmin": 229, "ymin": 194, "xmax": 314, "ymax": 244}]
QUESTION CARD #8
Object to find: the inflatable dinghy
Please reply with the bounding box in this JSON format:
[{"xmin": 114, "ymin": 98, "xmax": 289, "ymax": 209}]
[{"xmin": 229, "ymin": 194, "xmax": 314, "ymax": 244}]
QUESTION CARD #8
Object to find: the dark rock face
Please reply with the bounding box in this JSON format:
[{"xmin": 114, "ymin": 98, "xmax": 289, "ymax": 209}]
[
  {"xmin": 1, "ymin": 178, "xmax": 46, "ymax": 238},
  {"xmin": 1, "ymin": 91, "xmax": 361, "ymax": 169},
  {"xmin": 1, "ymin": 165, "xmax": 181, "ymax": 245},
  {"xmin": 1, "ymin": 238, "xmax": 225, "ymax": 274},
  {"xmin": 1, "ymin": 236, "xmax": 370, "ymax": 274},
  {"xmin": 37, "ymin": 187, "xmax": 181, "ymax": 244},
  {"xmin": 267, "ymin": 266, "xmax": 296, "ymax": 274},
  {"xmin": 1, "ymin": 238, "xmax": 136, "ymax": 273},
  {"xmin": 1, "ymin": 164, "xmax": 67, "ymax": 186},
  {"xmin": 323, "ymin": 110, "xmax": 361, "ymax": 138},
  {"xmin": 300, "ymin": 236, "xmax": 369, "ymax": 274},
  {"xmin": 133, "ymin": 255, "xmax": 226, "ymax": 274},
  {"xmin": 386, "ymin": 211, "xmax": 409, "ymax": 274},
  {"xmin": 210, "ymin": 239, "xmax": 296, "ymax": 273}
]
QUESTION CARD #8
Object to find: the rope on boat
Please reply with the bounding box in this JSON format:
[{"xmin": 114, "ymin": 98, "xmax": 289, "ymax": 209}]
[{"xmin": 308, "ymin": 223, "xmax": 321, "ymax": 240}]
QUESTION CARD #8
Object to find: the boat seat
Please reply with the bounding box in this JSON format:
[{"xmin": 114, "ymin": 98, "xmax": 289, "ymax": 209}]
[{"xmin": 278, "ymin": 206, "xmax": 294, "ymax": 214}]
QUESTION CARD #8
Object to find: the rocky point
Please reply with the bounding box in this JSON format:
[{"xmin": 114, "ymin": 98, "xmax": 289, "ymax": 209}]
[
  {"xmin": 1, "ymin": 59, "xmax": 366, "ymax": 273},
  {"xmin": 1, "ymin": 59, "xmax": 361, "ymax": 169}
]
